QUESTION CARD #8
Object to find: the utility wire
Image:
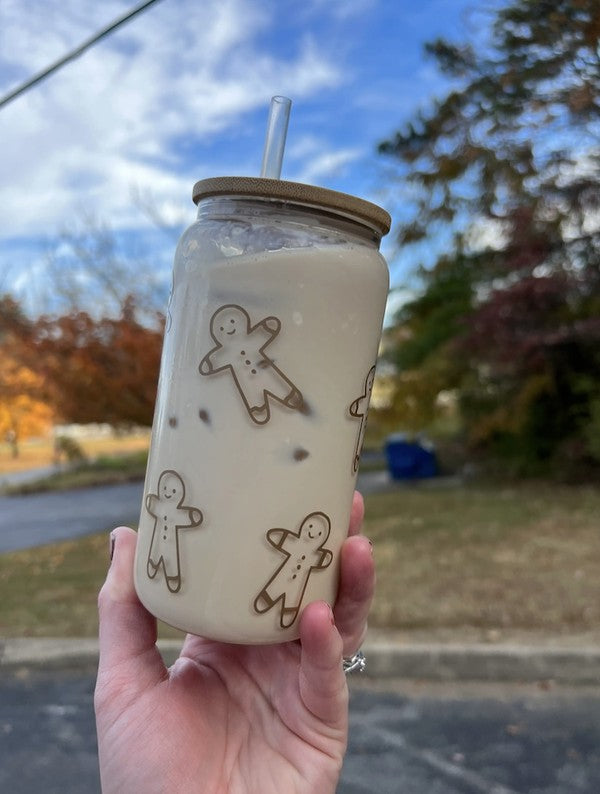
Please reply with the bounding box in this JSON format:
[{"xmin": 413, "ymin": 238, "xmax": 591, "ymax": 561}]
[{"xmin": 0, "ymin": 0, "xmax": 165, "ymax": 111}]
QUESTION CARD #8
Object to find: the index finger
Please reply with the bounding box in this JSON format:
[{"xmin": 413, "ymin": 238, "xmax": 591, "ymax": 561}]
[
  {"xmin": 348, "ymin": 491, "xmax": 365, "ymax": 536},
  {"xmin": 96, "ymin": 527, "xmax": 166, "ymax": 689}
]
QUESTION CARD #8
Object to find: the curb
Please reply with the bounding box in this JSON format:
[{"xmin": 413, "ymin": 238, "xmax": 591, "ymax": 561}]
[
  {"xmin": 363, "ymin": 641, "xmax": 600, "ymax": 686},
  {"xmin": 1, "ymin": 638, "xmax": 599, "ymax": 685}
]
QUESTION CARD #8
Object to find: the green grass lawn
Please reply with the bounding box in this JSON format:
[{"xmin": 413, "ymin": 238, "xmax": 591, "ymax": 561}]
[
  {"xmin": 365, "ymin": 482, "xmax": 600, "ymax": 641},
  {"xmin": 2, "ymin": 450, "xmax": 148, "ymax": 495},
  {"xmin": 0, "ymin": 482, "xmax": 598, "ymax": 640}
]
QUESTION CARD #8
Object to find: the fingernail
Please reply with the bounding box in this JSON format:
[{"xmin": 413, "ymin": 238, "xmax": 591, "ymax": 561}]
[
  {"xmin": 109, "ymin": 531, "xmax": 116, "ymax": 562},
  {"xmin": 368, "ymin": 540, "xmax": 374, "ymax": 555},
  {"xmin": 328, "ymin": 605, "xmax": 335, "ymax": 626}
]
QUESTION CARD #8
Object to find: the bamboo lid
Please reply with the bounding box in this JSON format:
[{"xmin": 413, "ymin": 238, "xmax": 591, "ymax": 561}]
[{"xmin": 192, "ymin": 177, "xmax": 391, "ymax": 237}]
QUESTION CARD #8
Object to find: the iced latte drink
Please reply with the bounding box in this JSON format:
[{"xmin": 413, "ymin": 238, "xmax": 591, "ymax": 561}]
[{"xmin": 134, "ymin": 177, "xmax": 390, "ymax": 643}]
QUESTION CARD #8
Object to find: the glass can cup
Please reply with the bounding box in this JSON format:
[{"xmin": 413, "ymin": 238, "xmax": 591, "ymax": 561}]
[{"xmin": 134, "ymin": 177, "xmax": 390, "ymax": 644}]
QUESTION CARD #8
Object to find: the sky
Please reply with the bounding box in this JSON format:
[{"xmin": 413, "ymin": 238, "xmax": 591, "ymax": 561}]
[{"xmin": 0, "ymin": 0, "xmax": 488, "ymax": 318}]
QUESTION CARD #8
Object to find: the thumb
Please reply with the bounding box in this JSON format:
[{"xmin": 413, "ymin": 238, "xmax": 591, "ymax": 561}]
[
  {"xmin": 96, "ymin": 526, "xmax": 166, "ymax": 693},
  {"xmin": 298, "ymin": 601, "xmax": 348, "ymax": 729}
]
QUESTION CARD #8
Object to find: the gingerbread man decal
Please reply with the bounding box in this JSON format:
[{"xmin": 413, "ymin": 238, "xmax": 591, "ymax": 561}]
[
  {"xmin": 254, "ymin": 511, "xmax": 333, "ymax": 629},
  {"xmin": 199, "ymin": 304, "xmax": 305, "ymax": 425},
  {"xmin": 349, "ymin": 365, "xmax": 376, "ymax": 473},
  {"xmin": 145, "ymin": 470, "xmax": 203, "ymax": 593}
]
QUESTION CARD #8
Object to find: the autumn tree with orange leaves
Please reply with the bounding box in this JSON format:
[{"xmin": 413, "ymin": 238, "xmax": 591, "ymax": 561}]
[
  {"xmin": 0, "ymin": 294, "xmax": 164, "ymax": 440},
  {"xmin": 29, "ymin": 296, "xmax": 164, "ymax": 428},
  {"xmin": 0, "ymin": 296, "xmax": 53, "ymax": 456},
  {"xmin": 0, "ymin": 351, "xmax": 54, "ymax": 457}
]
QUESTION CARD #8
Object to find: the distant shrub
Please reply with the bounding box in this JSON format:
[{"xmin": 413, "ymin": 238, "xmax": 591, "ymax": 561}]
[{"xmin": 54, "ymin": 436, "xmax": 87, "ymax": 463}]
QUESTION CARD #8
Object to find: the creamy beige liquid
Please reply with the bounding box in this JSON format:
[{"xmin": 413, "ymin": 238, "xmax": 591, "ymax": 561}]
[{"xmin": 134, "ymin": 237, "xmax": 389, "ymax": 643}]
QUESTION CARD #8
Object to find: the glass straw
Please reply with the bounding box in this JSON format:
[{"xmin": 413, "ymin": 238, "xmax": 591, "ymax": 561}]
[{"xmin": 260, "ymin": 96, "xmax": 292, "ymax": 179}]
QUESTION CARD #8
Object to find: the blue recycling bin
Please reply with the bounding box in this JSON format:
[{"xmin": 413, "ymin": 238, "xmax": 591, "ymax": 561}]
[{"xmin": 385, "ymin": 434, "xmax": 438, "ymax": 480}]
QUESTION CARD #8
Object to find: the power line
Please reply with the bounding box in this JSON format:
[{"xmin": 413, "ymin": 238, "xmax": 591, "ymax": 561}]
[{"xmin": 0, "ymin": 0, "xmax": 165, "ymax": 111}]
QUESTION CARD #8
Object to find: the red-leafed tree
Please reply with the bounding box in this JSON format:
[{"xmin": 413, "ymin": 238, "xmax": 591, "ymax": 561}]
[{"xmin": 379, "ymin": 0, "xmax": 600, "ymax": 476}]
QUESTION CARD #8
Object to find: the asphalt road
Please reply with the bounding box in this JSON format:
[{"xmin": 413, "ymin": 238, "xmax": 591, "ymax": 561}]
[
  {"xmin": 0, "ymin": 482, "xmax": 144, "ymax": 553},
  {"xmin": 0, "ymin": 470, "xmax": 395, "ymax": 554},
  {"xmin": 1, "ymin": 666, "xmax": 599, "ymax": 794}
]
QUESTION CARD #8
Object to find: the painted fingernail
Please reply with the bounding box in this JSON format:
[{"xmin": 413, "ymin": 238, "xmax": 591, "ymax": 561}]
[{"xmin": 109, "ymin": 531, "xmax": 116, "ymax": 562}]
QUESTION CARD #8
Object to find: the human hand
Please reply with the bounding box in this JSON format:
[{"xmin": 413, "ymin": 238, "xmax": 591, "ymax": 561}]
[{"xmin": 94, "ymin": 491, "xmax": 374, "ymax": 794}]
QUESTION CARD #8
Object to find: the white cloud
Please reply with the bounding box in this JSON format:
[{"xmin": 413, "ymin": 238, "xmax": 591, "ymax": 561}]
[
  {"xmin": 287, "ymin": 133, "xmax": 365, "ymax": 183},
  {"xmin": 300, "ymin": 0, "xmax": 377, "ymax": 22},
  {"xmin": 293, "ymin": 146, "xmax": 364, "ymax": 184},
  {"xmin": 0, "ymin": 0, "xmax": 345, "ymax": 238},
  {"xmin": 0, "ymin": 0, "xmax": 482, "ymax": 311},
  {"xmin": 287, "ymin": 134, "xmax": 323, "ymax": 159}
]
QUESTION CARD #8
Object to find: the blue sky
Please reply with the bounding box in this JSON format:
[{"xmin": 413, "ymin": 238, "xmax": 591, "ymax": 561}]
[{"xmin": 0, "ymin": 0, "xmax": 487, "ymax": 317}]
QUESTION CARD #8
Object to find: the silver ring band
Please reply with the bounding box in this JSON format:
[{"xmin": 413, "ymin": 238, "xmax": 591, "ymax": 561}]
[{"xmin": 343, "ymin": 650, "xmax": 366, "ymax": 675}]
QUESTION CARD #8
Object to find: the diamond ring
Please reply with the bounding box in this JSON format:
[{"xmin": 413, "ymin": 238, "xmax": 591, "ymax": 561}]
[{"xmin": 343, "ymin": 650, "xmax": 366, "ymax": 675}]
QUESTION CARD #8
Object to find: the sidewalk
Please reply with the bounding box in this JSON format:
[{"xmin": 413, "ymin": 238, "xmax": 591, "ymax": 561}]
[
  {"xmin": 0, "ymin": 464, "xmax": 65, "ymax": 490},
  {"xmin": 2, "ymin": 634, "xmax": 599, "ymax": 685}
]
